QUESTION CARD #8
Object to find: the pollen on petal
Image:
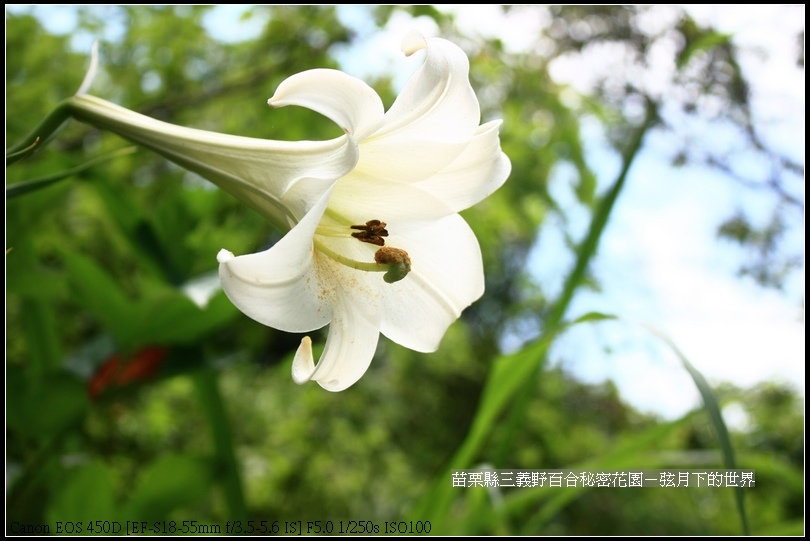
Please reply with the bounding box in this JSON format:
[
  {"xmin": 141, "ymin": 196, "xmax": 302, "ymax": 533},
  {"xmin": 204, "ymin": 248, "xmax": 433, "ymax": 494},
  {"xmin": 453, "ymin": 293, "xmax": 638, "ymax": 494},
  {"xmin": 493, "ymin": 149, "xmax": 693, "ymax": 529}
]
[{"xmin": 217, "ymin": 249, "xmax": 235, "ymax": 263}]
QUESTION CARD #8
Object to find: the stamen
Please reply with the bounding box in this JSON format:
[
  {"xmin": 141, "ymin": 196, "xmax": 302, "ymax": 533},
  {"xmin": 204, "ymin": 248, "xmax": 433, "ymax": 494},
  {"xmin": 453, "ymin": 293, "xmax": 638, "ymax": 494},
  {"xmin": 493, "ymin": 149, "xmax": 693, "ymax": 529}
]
[{"xmin": 350, "ymin": 219, "xmax": 389, "ymax": 246}]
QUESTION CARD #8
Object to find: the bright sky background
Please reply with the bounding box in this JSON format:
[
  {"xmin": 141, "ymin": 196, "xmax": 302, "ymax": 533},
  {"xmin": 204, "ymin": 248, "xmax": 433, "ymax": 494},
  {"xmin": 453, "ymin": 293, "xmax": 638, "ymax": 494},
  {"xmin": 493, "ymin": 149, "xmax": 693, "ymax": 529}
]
[{"xmin": 8, "ymin": 5, "xmax": 805, "ymax": 422}]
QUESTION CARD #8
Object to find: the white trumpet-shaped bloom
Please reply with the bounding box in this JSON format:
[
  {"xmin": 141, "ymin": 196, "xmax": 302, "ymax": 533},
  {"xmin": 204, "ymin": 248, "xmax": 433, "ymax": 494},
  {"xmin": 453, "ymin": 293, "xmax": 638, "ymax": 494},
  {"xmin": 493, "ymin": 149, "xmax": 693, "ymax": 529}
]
[{"xmin": 67, "ymin": 31, "xmax": 510, "ymax": 391}]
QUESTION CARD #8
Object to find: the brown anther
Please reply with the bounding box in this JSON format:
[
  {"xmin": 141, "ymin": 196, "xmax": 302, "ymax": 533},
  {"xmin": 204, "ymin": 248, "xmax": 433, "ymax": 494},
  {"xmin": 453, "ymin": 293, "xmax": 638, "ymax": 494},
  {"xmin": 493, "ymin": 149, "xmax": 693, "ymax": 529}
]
[{"xmin": 350, "ymin": 219, "xmax": 389, "ymax": 246}]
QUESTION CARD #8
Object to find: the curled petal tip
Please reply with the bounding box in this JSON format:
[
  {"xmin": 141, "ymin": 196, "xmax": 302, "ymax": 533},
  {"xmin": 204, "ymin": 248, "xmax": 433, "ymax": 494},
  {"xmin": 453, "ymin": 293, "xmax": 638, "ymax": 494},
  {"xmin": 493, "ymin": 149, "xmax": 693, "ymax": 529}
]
[
  {"xmin": 216, "ymin": 248, "xmax": 235, "ymax": 264},
  {"xmin": 401, "ymin": 30, "xmax": 428, "ymax": 57},
  {"xmin": 265, "ymin": 69, "xmax": 385, "ymax": 139},
  {"xmin": 76, "ymin": 40, "xmax": 100, "ymax": 96},
  {"xmin": 292, "ymin": 336, "xmax": 315, "ymax": 385}
]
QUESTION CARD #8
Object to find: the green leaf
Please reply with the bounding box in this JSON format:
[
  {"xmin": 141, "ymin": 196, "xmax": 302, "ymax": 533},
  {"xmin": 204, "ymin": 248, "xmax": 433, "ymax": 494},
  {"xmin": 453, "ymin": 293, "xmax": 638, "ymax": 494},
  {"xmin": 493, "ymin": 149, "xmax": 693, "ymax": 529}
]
[
  {"xmin": 7, "ymin": 264, "xmax": 69, "ymax": 299},
  {"xmin": 123, "ymin": 454, "xmax": 214, "ymax": 521},
  {"xmin": 40, "ymin": 375, "xmax": 90, "ymax": 434},
  {"xmin": 11, "ymin": 373, "xmax": 90, "ymax": 438},
  {"xmin": 7, "ymin": 239, "xmax": 65, "ymax": 374},
  {"xmin": 57, "ymin": 248, "xmax": 134, "ymax": 348},
  {"xmin": 753, "ymin": 520, "xmax": 806, "ymax": 536},
  {"xmin": 572, "ymin": 311, "xmax": 617, "ymax": 324},
  {"xmin": 134, "ymin": 290, "xmax": 237, "ymax": 345},
  {"xmin": 19, "ymin": 299, "xmax": 64, "ymax": 376},
  {"xmin": 47, "ymin": 462, "xmax": 118, "ymax": 526},
  {"xmin": 677, "ymin": 30, "xmax": 733, "ymax": 69},
  {"xmin": 59, "ymin": 246, "xmax": 235, "ymax": 351},
  {"xmin": 87, "ymin": 176, "xmax": 185, "ymax": 285}
]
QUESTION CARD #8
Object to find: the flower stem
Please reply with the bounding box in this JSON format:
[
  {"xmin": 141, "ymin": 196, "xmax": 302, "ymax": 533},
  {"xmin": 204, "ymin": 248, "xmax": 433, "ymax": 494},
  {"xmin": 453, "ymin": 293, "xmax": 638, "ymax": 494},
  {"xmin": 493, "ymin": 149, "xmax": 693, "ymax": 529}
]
[{"xmin": 6, "ymin": 100, "xmax": 73, "ymax": 165}]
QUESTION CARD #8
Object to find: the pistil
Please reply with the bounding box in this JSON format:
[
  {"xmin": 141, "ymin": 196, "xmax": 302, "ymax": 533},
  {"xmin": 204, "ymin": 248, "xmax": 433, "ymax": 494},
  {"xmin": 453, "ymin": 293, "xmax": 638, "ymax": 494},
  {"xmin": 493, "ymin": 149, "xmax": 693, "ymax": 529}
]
[{"xmin": 314, "ymin": 240, "xmax": 411, "ymax": 283}]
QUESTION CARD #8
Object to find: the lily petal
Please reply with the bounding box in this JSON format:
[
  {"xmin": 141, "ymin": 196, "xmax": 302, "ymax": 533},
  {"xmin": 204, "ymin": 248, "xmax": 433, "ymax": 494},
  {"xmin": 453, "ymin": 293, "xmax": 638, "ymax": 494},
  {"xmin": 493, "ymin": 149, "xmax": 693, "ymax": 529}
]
[
  {"xmin": 292, "ymin": 284, "xmax": 382, "ymax": 392},
  {"xmin": 67, "ymin": 94, "xmax": 358, "ymax": 227},
  {"xmin": 269, "ymin": 68, "xmax": 386, "ymax": 141},
  {"xmin": 379, "ymin": 213, "xmax": 484, "ymax": 352},
  {"xmin": 217, "ymin": 191, "xmax": 335, "ymax": 332},
  {"xmin": 414, "ymin": 120, "xmax": 511, "ymax": 212},
  {"xmin": 378, "ymin": 32, "xmax": 480, "ymax": 144},
  {"xmin": 358, "ymin": 33, "xmax": 481, "ymax": 183},
  {"xmin": 329, "ymin": 171, "xmax": 456, "ymax": 223}
]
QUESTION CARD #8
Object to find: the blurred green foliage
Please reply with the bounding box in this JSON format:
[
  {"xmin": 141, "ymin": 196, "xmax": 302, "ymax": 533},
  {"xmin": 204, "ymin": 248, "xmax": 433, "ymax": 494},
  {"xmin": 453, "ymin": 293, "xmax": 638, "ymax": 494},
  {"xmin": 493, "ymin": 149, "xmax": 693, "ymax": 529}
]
[{"xmin": 6, "ymin": 5, "xmax": 803, "ymax": 535}]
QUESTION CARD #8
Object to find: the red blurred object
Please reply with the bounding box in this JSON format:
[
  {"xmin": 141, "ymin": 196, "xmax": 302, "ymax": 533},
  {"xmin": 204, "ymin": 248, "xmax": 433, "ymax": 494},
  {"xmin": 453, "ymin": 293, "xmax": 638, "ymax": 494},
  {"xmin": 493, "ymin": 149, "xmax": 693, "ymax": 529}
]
[{"xmin": 88, "ymin": 346, "xmax": 168, "ymax": 400}]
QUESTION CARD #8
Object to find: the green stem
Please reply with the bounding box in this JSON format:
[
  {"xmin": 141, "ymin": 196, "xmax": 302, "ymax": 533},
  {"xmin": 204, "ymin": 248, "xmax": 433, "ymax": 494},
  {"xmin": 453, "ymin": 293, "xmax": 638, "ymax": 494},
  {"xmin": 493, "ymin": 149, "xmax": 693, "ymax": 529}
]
[
  {"xmin": 192, "ymin": 368, "xmax": 247, "ymax": 521},
  {"xmin": 6, "ymin": 146, "xmax": 138, "ymax": 199},
  {"xmin": 6, "ymin": 100, "xmax": 73, "ymax": 165},
  {"xmin": 496, "ymin": 100, "xmax": 659, "ymax": 463},
  {"xmin": 546, "ymin": 101, "xmax": 658, "ymax": 329}
]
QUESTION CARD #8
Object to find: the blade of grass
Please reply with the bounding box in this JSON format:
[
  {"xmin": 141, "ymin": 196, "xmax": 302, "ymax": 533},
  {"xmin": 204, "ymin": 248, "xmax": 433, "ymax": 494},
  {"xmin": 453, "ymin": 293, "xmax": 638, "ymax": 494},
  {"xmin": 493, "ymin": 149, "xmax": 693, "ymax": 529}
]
[
  {"xmin": 412, "ymin": 332, "xmax": 552, "ymax": 527},
  {"xmin": 644, "ymin": 325, "xmax": 750, "ymax": 535}
]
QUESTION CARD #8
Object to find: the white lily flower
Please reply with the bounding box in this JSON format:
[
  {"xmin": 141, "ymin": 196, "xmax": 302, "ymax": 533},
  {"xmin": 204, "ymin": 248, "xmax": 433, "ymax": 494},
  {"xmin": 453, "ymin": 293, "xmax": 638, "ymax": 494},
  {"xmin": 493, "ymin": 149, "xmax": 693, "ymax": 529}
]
[{"xmin": 67, "ymin": 31, "xmax": 510, "ymax": 391}]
